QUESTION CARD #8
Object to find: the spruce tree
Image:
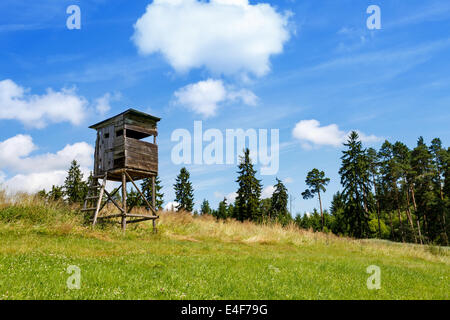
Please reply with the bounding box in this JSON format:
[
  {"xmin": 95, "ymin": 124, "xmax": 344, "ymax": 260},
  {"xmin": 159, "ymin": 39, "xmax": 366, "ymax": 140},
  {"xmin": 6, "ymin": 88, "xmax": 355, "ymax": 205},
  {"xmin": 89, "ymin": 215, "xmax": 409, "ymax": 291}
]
[
  {"xmin": 48, "ymin": 185, "xmax": 64, "ymax": 202},
  {"xmin": 141, "ymin": 176, "xmax": 164, "ymax": 210},
  {"xmin": 330, "ymin": 191, "xmax": 348, "ymax": 235},
  {"xmin": 174, "ymin": 167, "xmax": 194, "ymax": 212},
  {"xmin": 260, "ymin": 198, "xmax": 272, "ymax": 220},
  {"xmin": 64, "ymin": 160, "xmax": 88, "ymax": 205},
  {"xmin": 339, "ymin": 131, "xmax": 372, "ymax": 238},
  {"xmin": 301, "ymin": 169, "xmax": 330, "ymax": 231},
  {"xmin": 270, "ymin": 178, "xmax": 289, "ymax": 221},
  {"xmin": 227, "ymin": 203, "xmax": 235, "ymax": 219},
  {"xmin": 367, "ymin": 147, "xmax": 382, "ymax": 238},
  {"xmin": 235, "ymin": 148, "xmax": 262, "ymax": 222},
  {"xmin": 217, "ymin": 198, "xmax": 228, "ymax": 220},
  {"xmin": 200, "ymin": 199, "xmax": 212, "ymax": 215},
  {"xmin": 127, "ymin": 188, "xmax": 142, "ymax": 209}
]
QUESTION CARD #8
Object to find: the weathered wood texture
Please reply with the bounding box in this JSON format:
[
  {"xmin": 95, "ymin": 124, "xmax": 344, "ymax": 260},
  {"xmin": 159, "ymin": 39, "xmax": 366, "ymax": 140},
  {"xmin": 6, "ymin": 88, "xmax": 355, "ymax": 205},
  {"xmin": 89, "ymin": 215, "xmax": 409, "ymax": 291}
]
[{"xmin": 91, "ymin": 109, "xmax": 160, "ymax": 180}]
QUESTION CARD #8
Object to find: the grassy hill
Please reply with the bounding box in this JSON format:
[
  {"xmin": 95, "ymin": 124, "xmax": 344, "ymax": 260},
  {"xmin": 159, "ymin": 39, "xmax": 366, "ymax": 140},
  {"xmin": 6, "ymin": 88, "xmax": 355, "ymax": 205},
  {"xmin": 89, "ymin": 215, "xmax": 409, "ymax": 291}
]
[{"xmin": 0, "ymin": 191, "xmax": 448, "ymax": 300}]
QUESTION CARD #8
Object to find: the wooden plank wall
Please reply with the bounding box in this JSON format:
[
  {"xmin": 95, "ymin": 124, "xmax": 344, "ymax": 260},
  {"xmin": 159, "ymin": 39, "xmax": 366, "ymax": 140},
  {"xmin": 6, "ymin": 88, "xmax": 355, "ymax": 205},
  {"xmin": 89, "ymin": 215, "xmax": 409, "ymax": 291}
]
[
  {"xmin": 125, "ymin": 138, "xmax": 158, "ymax": 173},
  {"xmin": 93, "ymin": 113, "xmax": 158, "ymax": 176}
]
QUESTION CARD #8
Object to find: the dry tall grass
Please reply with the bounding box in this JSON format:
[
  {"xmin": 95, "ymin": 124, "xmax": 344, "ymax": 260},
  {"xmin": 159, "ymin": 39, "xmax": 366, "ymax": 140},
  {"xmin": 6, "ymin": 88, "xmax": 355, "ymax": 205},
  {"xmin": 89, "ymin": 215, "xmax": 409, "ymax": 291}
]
[{"xmin": 0, "ymin": 189, "xmax": 448, "ymax": 264}]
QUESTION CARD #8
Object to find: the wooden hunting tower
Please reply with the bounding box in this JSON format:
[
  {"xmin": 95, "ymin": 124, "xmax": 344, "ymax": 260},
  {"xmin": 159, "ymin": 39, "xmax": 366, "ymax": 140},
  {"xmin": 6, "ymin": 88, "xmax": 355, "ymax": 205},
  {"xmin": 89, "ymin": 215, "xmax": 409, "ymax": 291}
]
[{"xmin": 83, "ymin": 109, "xmax": 161, "ymax": 231}]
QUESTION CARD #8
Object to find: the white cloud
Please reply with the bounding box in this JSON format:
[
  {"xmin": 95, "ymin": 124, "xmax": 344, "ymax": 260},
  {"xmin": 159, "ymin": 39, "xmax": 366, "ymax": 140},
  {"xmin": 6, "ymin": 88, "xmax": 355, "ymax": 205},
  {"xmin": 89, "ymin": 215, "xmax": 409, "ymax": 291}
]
[
  {"xmin": 132, "ymin": 0, "xmax": 291, "ymax": 76},
  {"xmin": 283, "ymin": 177, "xmax": 294, "ymax": 184},
  {"xmin": 292, "ymin": 119, "xmax": 381, "ymax": 149},
  {"xmin": 215, "ymin": 191, "xmax": 237, "ymax": 203},
  {"xmin": 226, "ymin": 192, "xmax": 237, "ymax": 203},
  {"xmin": 94, "ymin": 92, "xmax": 121, "ymax": 115},
  {"xmin": 173, "ymin": 79, "xmax": 257, "ymax": 117},
  {"xmin": 164, "ymin": 201, "xmax": 179, "ymax": 211},
  {"xmin": 261, "ymin": 185, "xmax": 275, "ymax": 199},
  {"xmin": 0, "ymin": 79, "xmax": 115, "ymax": 128},
  {"xmin": 0, "ymin": 79, "xmax": 88, "ymax": 128},
  {"xmin": 0, "ymin": 134, "xmax": 94, "ymax": 193},
  {"xmin": 4, "ymin": 171, "xmax": 69, "ymax": 194}
]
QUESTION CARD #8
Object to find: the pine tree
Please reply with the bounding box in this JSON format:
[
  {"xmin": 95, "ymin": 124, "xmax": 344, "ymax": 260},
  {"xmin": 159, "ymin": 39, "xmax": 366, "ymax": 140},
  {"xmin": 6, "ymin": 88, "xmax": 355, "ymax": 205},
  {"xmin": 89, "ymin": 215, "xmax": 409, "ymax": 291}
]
[
  {"xmin": 217, "ymin": 198, "xmax": 228, "ymax": 220},
  {"xmin": 270, "ymin": 178, "xmax": 289, "ymax": 221},
  {"xmin": 429, "ymin": 138, "xmax": 448, "ymax": 245},
  {"xmin": 339, "ymin": 131, "xmax": 372, "ymax": 238},
  {"xmin": 301, "ymin": 169, "xmax": 330, "ymax": 231},
  {"xmin": 367, "ymin": 148, "xmax": 382, "ymax": 238},
  {"xmin": 141, "ymin": 176, "xmax": 164, "ymax": 210},
  {"xmin": 330, "ymin": 191, "xmax": 348, "ymax": 235},
  {"xmin": 37, "ymin": 189, "xmax": 47, "ymax": 200},
  {"xmin": 444, "ymin": 147, "xmax": 450, "ymax": 199},
  {"xmin": 174, "ymin": 167, "xmax": 194, "ymax": 212},
  {"xmin": 411, "ymin": 137, "xmax": 434, "ymax": 242},
  {"xmin": 226, "ymin": 203, "xmax": 235, "ymax": 219},
  {"xmin": 393, "ymin": 141, "xmax": 419, "ymax": 242},
  {"xmin": 444, "ymin": 148, "xmax": 450, "ymax": 241},
  {"xmin": 235, "ymin": 148, "xmax": 262, "ymax": 222},
  {"xmin": 260, "ymin": 198, "xmax": 272, "ymax": 220},
  {"xmin": 64, "ymin": 160, "xmax": 88, "ymax": 205},
  {"xmin": 48, "ymin": 185, "xmax": 64, "ymax": 202},
  {"xmin": 200, "ymin": 199, "xmax": 212, "ymax": 215},
  {"xmin": 127, "ymin": 188, "xmax": 143, "ymax": 209}
]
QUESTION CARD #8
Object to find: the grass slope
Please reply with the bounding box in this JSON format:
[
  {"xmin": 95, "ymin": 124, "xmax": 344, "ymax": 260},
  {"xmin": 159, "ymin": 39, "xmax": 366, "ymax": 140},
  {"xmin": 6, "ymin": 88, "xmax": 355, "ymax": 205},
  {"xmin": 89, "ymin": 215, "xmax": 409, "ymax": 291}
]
[{"xmin": 0, "ymin": 192, "xmax": 448, "ymax": 300}]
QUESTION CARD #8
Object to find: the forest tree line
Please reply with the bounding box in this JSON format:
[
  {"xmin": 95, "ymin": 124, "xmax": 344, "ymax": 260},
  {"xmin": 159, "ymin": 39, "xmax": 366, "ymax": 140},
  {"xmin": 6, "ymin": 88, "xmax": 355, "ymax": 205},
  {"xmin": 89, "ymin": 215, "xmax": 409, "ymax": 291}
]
[{"xmin": 38, "ymin": 131, "xmax": 449, "ymax": 246}]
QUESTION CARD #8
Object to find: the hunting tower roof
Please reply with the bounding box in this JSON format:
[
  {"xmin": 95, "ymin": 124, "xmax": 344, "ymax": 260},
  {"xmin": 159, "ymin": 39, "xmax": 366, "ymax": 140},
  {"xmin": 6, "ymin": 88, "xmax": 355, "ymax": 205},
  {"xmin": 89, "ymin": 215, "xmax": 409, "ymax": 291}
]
[{"xmin": 89, "ymin": 108, "xmax": 161, "ymax": 130}]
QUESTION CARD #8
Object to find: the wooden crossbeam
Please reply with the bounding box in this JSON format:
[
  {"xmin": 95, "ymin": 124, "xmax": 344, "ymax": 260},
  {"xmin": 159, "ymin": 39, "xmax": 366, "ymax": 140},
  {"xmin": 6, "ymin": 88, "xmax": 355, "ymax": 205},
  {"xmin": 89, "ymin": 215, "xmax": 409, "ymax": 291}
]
[
  {"xmin": 126, "ymin": 218, "xmax": 155, "ymax": 224},
  {"xmin": 125, "ymin": 171, "xmax": 157, "ymax": 215},
  {"xmin": 84, "ymin": 169, "xmax": 159, "ymax": 232}
]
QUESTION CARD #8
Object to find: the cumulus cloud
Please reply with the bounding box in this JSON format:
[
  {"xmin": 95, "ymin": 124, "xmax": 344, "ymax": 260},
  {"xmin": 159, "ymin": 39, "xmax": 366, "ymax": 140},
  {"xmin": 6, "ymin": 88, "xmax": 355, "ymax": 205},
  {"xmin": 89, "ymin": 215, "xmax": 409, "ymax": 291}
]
[
  {"xmin": 261, "ymin": 185, "xmax": 275, "ymax": 199},
  {"xmin": 214, "ymin": 191, "xmax": 237, "ymax": 203},
  {"xmin": 132, "ymin": 0, "xmax": 291, "ymax": 76},
  {"xmin": 283, "ymin": 177, "xmax": 294, "ymax": 184},
  {"xmin": 173, "ymin": 79, "xmax": 257, "ymax": 117},
  {"xmin": 292, "ymin": 119, "xmax": 381, "ymax": 149},
  {"xmin": 94, "ymin": 92, "xmax": 121, "ymax": 115},
  {"xmin": 164, "ymin": 201, "xmax": 179, "ymax": 211},
  {"xmin": 0, "ymin": 79, "xmax": 115, "ymax": 128},
  {"xmin": 0, "ymin": 79, "xmax": 88, "ymax": 128},
  {"xmin": 0, "ymin": 134, "xmax": 94, "ymax": 193},
  {"xmin": 4, "ymin": 171, "xmax": 69, "ymax": 194}
]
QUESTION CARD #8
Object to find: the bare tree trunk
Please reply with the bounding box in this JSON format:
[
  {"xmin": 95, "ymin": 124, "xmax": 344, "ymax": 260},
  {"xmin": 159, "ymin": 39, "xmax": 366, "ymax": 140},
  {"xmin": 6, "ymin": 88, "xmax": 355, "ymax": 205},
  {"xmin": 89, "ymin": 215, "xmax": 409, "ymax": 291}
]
[
  {"xmin": 410, "ymin": 185, "xmax": 417, "ymax": 211},
  {"xmin": 410, "ymin": 185, "xmax": 423, "ymax": 244},
  {"xmin": 416, "ymin": 219, "xmax": 423, "ymax": 244},
  {"xmin": 405, "ymin": 187, "xmax": 417, "ymax": 243},
  {"xmin": 373, "ymin": 175, "xmax": 382, "ymax": 238},
  {"xmin": 394, "ymin": 184, "xmax": 405, "ymax": 242},
  {"xmin": 388, "ymin": 211, "xmax": 394, "ymax": 240},
  {"xmin": 404, "ymin": 179, "xmax": 417, "ymax": 243},
  {"xmin": 318, "ymin": 190, "xmax": 324, "ymax": 232}
]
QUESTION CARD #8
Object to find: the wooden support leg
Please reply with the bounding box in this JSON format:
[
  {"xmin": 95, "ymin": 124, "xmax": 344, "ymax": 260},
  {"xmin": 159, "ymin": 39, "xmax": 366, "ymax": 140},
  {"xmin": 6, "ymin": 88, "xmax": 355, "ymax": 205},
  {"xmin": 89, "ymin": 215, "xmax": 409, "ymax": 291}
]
[
  {"xmin": 92, "ymin": 174, "xmax": 107, "ymax": 226},
  {"xmin": 152, "ymin": 175, "xmax": 157, "ymax": 234},
  {"xmin": 121, "ymin": 171, "xmax": 127, "ymax": 231}
]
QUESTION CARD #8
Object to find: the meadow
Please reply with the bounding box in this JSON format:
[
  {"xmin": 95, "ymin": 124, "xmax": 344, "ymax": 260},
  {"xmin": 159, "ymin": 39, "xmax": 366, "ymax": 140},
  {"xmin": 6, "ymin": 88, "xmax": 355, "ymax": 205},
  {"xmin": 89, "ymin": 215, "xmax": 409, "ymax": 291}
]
[{"xmin": 0, "ymin": 191, "xmax": 448, "ymax": 300}]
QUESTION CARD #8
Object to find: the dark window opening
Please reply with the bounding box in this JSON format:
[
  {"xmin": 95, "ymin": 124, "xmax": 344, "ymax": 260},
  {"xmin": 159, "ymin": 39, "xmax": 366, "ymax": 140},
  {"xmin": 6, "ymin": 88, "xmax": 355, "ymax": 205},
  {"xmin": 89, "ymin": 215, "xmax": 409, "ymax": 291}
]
[
  {"xmin": 116, "ymin": 129, "xmax": 123, "ymax": 137},
  {"xmin": 126, "ymin": 129, "xmax": 150, "ymax": 140},
  {"xmin": 104, "ymin": 133, "xmax": 110, "ymax": 139}
]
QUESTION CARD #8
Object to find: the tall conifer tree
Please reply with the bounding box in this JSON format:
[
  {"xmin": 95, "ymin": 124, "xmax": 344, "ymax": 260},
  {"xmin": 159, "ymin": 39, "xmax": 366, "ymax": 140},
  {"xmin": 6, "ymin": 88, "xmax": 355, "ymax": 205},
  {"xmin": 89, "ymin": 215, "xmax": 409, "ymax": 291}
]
[
  {"xmin": 339, "ymin": 131, "xmax": 372, "ymax": 238},
  {"xmin": 235, "ymin": 148, "xmax": 262, "ymax": 222},
  {"xmin": 174, "ymin": 167, "xmax": 194, "ymax": 212}
]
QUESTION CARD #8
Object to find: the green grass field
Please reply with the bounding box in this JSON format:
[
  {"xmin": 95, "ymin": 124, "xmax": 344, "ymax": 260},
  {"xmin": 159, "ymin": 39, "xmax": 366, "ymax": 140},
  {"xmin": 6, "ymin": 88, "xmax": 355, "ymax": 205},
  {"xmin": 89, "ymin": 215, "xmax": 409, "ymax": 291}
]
[{"xmin": 0, "ymin": 193, "xmax": 448, "ymax": 300}]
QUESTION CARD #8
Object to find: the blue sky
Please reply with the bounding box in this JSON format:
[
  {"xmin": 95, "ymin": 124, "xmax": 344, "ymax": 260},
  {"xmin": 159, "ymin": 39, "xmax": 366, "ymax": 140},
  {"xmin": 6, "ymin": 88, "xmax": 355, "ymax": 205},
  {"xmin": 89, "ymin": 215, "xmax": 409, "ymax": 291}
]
[{"xmin": 1, "ymin": 0, "xmax": 449, "ymax": 215}]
